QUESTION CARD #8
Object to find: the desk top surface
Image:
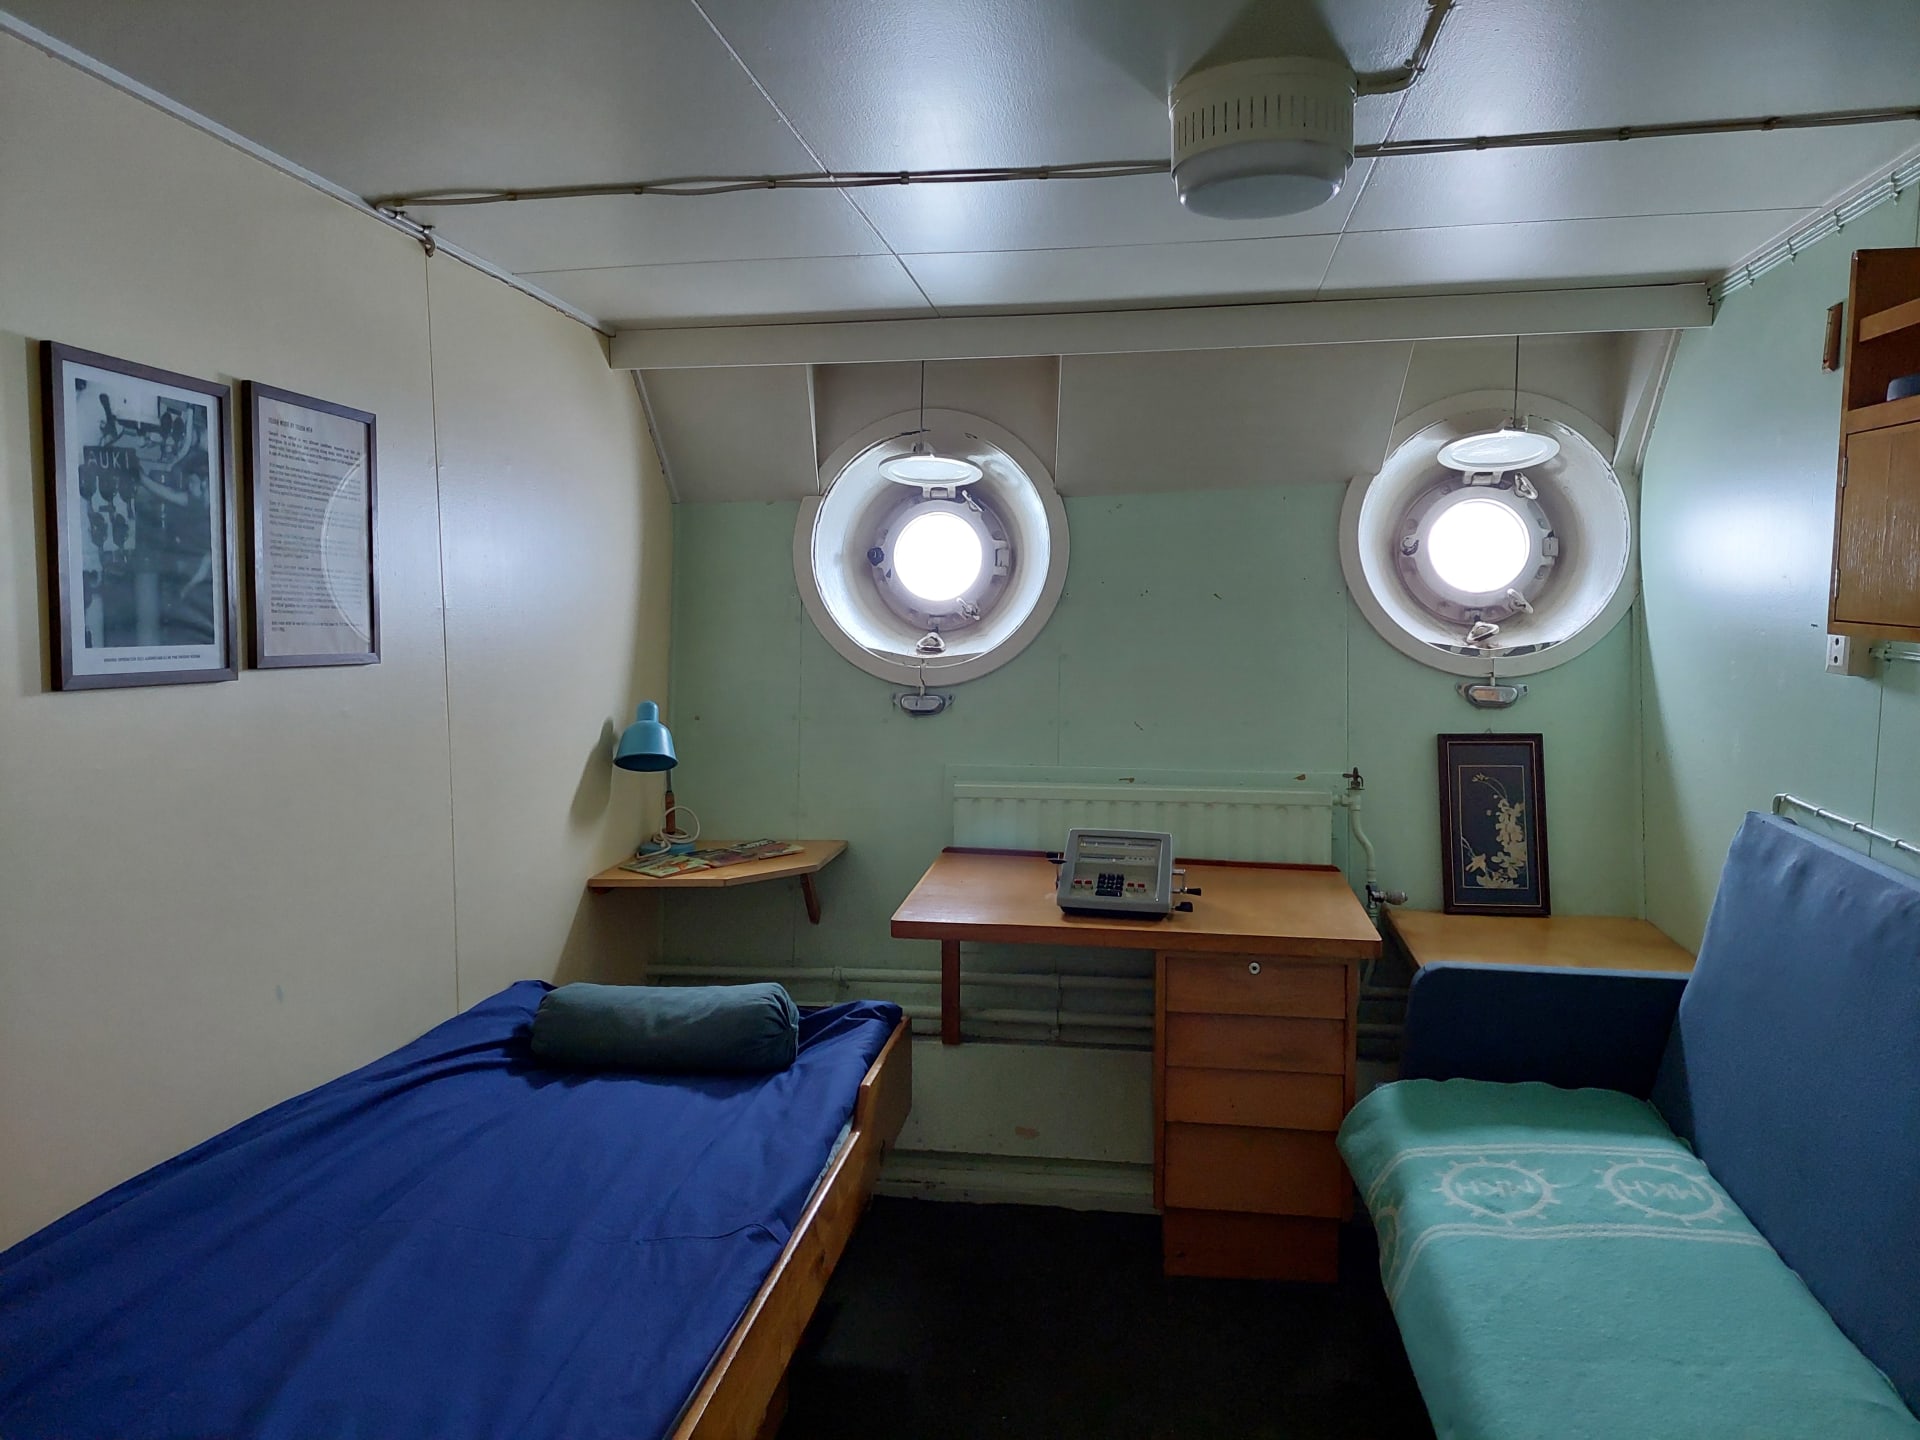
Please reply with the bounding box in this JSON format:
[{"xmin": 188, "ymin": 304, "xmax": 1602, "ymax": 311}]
[
  {"xmin": 1385, "ymin": 910, "xmax": 1694, "ymax": 972},
  {"xmin": 890, "ymin": 849, "xmax": 1380, "ymax": 958}
]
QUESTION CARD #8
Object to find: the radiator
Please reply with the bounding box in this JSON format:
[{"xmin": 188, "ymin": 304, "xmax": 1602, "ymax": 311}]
[{"xmin": 951, "ymin": 779, "xmax": 1335, "ymax": 864}]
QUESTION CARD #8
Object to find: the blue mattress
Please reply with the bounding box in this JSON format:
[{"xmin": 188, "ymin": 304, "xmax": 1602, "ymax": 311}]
[{"xmin": 0, "ymin": 982, "xmax": 902, "ymax": 1440}]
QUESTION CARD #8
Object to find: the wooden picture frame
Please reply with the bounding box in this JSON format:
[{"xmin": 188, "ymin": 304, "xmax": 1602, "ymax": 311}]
[
  {"xmin": 42, "ymin": 342, "xmax": 238, "ymax": 690},
  {"xmin": 1437, "ymin": 733, "xmax": 1550, "ymax": 916},
  {"xmin": 243, "ymin": 382, "xmax": 379, "ymax": 668}
]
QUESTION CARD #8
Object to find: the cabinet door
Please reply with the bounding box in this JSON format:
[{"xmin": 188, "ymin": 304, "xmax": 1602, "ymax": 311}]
[{"xmin": 1833, "ymin": 420, "xmax": 1920, "ymax": 634}]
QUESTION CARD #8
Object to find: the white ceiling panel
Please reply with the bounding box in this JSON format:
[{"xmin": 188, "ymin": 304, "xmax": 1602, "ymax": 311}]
[
  {"xmin": 1055, "ymin": 342, "xmax": 1415, "ymax": 494},
  {"xmin": 405, "ymin": 190, "xmax": 889, "ymax": 275},
  {"xmin": 1322, "ymin": 210, "xmax": 1808, "ymax": 295},
  {"xmin": 691, "ymin": 0, "xmax": 1420, "ymax": 172},
  {"xmin": 10, "ymin": 0, "xmax": 1917, "ymax": 330},
  {"xmin": 849, "ymin": 165, "xmax": 1371, "ymax": 257},
  {"xmin": 1349, "ymin": 126, "xmax": 1920, "ymax": 233},
  {"xmin": 1390, "ymin": 0, "xmax": 1920, "ymax": 137},
  {"xmin": 0, "ymin": 0, "xmax": 816, "ymax": 195},
  {"xmin": 903, "ymin": 235, "xmax": 1340, "ymax": 313},
  {"xmin": 526, "ymin": 255, "xmax": 935, "ymax": 328},
  {"xmin": 640, "ymin": 367, "xmax": 819, "ymax": 501}
]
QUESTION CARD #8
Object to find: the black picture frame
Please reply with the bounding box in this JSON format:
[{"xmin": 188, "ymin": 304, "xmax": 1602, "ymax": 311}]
[
  {"xmin": 41, "ymin": 342, "xmax": 238, "ymax": 690},
  {"xmin": 243, "ymin": 382, "xmax": 379, "ymax": 668},
  {"xmin": 1437, "ymin": 732, "xmax": 1551, "ymax": 916}
]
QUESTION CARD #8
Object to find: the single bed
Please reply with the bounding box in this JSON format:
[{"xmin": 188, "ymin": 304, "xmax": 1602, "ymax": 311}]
[{"xmin": 0, "ymin": 980, "xmax": 911, "ymax": 1440}]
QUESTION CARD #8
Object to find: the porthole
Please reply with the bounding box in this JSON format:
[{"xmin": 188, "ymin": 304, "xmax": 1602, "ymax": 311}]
[
  {"xmin": 1341, "ymin": 397, "xmax": 1635, "ymax": 677},
  {"xmin": 797, "ymin": 409, "xmax": 1069, "ymax": 686}
]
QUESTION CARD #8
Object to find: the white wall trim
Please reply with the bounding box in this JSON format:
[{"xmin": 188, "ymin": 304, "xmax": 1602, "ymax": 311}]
[
  {"xmin": 611, "ymin": 284, "xmax": 1712, "ymax": 370},
  {"xmin": 0, "ymin": 8, "xmax": 608, "ymax": 337}
]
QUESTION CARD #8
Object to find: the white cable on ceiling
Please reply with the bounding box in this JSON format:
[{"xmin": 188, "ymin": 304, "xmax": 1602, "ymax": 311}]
[{"xmin": 370, "ymin": 105, "xmax": 1920, "ymax": 213}]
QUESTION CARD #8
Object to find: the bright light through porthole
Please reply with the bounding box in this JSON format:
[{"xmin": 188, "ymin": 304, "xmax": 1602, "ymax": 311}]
[
  {"xmin": 1426, "ymin": 497, "xmax": 1531, "ymax": 594},
  {"xmin": 893, "ymin": 509, "xmax": 984, "ymax": 602}
]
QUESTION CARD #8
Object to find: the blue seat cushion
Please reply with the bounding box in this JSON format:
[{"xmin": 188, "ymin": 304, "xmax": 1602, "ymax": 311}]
[{"xmin": 1654, "ymin": 813, "xmax": 1920, "ymax": 1410}]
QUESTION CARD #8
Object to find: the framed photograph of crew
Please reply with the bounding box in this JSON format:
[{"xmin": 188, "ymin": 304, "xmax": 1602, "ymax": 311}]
[
  {"xmin": 243, "ymin": 382, "xmax": 378, "ymax": 668},
  {"xmin": 42, "ymin": 343, "xmax": 238, "ymax": 690}
]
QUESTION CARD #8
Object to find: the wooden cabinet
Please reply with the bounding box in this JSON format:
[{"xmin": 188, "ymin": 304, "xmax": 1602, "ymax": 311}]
[
  {"xmin": 1832, "ymin": 248, "xmax": 1920, "ymax": 641},
  {"xmin": 1153, "ymin": 951, "xmax": 1358, "ymax": 1282}
]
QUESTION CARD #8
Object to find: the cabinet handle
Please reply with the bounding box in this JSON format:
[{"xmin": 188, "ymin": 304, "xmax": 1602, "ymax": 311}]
[{"xmin": 1248, "ymin": 961, "xmax": 1261, "ymax": 976}]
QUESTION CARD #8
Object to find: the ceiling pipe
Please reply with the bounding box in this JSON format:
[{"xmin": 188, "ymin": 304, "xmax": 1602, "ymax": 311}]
[
  {"xmin": 1353, "ymin": 0, "xmax": 1456, "ymax": 96},
  {"xmin": 370, "ymin": 104, "xmax": 1920, "ymax": 212}
]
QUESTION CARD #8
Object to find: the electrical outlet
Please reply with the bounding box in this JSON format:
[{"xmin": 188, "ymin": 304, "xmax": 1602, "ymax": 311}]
[{"xmin": 1825, "ymin": 634, "xmax": 1876, "ymax": 677}]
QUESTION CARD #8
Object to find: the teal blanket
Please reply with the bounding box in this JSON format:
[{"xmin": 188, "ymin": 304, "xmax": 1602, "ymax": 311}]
[{"xmin": 1338, "ymin": 1081, "xmax": 1920, "ymax": 1440}]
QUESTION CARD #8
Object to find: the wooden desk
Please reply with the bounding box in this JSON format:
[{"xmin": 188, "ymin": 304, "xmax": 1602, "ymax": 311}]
[
  {"xmin": 890, "ymin": 848, "xmax": 1380, "ymax": 1281},
  {"xmin": 588, "ymin": 840, "xmax": 847, "ymax": 924},
  {"xmin": 1384, "ymin": 910, "xmax": 1693, "ymax": 972}
]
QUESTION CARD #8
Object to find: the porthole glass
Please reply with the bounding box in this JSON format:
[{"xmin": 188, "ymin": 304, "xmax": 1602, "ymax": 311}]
[
  {"xmin": 892, "ymin": 508, "xmax": 985, "ymax": 603},
  {"xmin": 797, "ymin": 409, "xmax": 1070, "ymax": 686},
  {"xmin": 1426, "ymin": 497, "xmax": 1531, "ymax": 595}
]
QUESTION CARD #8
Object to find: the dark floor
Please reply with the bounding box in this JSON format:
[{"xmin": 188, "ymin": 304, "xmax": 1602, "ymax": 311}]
[{"xmin": 778, "ymin": 1199, "xmax": 1434, "ymax": 1440}]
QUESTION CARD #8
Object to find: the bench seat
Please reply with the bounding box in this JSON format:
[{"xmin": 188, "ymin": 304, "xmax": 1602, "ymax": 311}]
[{"xmin": 1339, "ymin": 1078, "xmax": 1920, "ymax": 1440}]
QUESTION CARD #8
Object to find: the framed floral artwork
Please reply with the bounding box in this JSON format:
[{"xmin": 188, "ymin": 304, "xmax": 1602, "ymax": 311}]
[{"xmin": 1437, "ymin": 733, "xmax": 1550, "ymax": 916}]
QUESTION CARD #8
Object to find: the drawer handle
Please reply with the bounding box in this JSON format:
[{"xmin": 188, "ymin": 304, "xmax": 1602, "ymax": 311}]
[{"xmin": 1248, "ymin": 961, "xmax": 1261, "ymax": 976}]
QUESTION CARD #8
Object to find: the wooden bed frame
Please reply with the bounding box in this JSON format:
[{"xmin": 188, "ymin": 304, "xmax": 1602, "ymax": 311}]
[{"xmin": 669, "ymin": 1018, "xmax": 913, "ymax": 1440}]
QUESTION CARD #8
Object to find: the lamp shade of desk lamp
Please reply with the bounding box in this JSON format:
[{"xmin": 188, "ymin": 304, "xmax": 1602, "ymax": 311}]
[{"xmin": 613, "ymin": 701, "xmax": 676, "ymax": 772}]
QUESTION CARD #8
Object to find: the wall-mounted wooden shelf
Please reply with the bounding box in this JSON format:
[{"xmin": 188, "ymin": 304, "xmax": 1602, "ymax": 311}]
[
  {"xmin": 1858, "ymin": 296, "xmax": 1920, "ymax": 344},
  {"xmin": 1842, "ymin": 391, "xmax": 1920, "ymax": 436},
  {"xmin": 1831, "ymin": 247, "xmax": 1920, "ymax": 643},
  {"xmin": 587, "ymin": 840, "xmax": 847, "ymax": 924}
]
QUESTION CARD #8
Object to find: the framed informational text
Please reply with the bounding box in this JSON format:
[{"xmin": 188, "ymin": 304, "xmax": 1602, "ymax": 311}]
[
  {"xmin": 42, "ymin": 342, "xmax": 238, "ymax": 690},
  {"xmin": 244, "ymin": 382, "xmax": 378, "ymax": 667},
  {"xmin": 1437, "ymin": 732, "xmax": 1550, "ymax": 916}
]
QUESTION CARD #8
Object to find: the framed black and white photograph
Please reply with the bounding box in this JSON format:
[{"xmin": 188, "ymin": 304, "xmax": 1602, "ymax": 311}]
[
  {"xmin": 42, "ymin": 342, "xmax": 237, "ymax": 690},
  {"xmin": 1438, "ymin": 732, "xmax": 1551, "ymax": 916},
  {"xmin": 244, "ymin": 383, "xmax": 378, "ymax": 668}
]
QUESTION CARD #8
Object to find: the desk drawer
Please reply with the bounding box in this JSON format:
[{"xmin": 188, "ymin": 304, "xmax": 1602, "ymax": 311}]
[
  {"xmin": 1164, "ymin": 1067, "xmax": 1345, "ymax": 1131},
  {"xmin": 1164, "ymin": 1013, "xmax": 1347, "ymax": 1074},
  {"xmin": 1162, "ymin": 1124, "xmax": 1347, "ymax": 1217},
  {"xmin": 1163, "ymin": 954, "xmax": 1347, "ymax": 1020}
]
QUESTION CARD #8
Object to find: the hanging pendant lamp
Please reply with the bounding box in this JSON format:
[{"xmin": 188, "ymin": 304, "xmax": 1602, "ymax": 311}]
[
  {"xmin": 1438, "ymin": 337, "xmax": 1561, "ymax": 472},
  {"xmin": 880, "ymin": 362, "xmax": 984, "ymax": 486}
]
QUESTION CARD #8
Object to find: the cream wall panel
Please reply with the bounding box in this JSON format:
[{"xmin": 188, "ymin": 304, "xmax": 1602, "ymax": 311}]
[
  {"xmin": 0, "ymin": 34, "xmax": 454, "ymax": 1243},
  {"xmin": 428, "ymin": 258, "xmax": 673, "ymax": 1005},
  {"xmin": 0, "ymin": 35, "xmax": 671, "ymax": 1245}
]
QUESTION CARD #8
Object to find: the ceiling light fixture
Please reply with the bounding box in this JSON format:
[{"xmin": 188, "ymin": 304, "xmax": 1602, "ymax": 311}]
[
  {"xmin": 1168, "ymin": 58, "xmax": 1356, "ymax": 219},
  {"xmin": 879, "ymin": 362, "xmax": 984, "ymax": 486},
  {"xmin": 1438, "ymin": 337, "xmax": 1562, "ymax": 472}
]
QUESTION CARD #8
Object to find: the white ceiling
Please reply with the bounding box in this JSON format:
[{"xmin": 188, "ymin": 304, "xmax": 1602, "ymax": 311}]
[{"xmin": 9, "ymin": 0, "xmax": 1919, "ymax": 330}]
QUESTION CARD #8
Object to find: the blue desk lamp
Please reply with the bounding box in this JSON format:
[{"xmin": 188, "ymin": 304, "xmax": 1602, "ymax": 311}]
[{"xmin": 614, "ymin": 701, "xmax": 696, "ymax": 853}]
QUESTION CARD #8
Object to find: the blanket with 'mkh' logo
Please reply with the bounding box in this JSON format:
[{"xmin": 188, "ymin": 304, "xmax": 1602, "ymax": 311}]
[{"xmin": 1338, "ymin": 1079, "xmax": 1920, "ymax": 1439}]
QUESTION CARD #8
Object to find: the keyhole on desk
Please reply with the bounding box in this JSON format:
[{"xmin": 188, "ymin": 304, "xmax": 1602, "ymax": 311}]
[{"xmin": 1248, "ymin": 961, "xmax": 1261, "ymax": 976}]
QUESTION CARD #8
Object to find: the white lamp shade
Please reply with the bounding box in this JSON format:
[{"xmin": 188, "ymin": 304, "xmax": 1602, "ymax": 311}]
[
  {"xmin": 1174, "ymin": 140, "xmax": 1347, "ymax": 218},
  {"xmin": 1437, "ymin": 428, "xmax": 1563, "ymax": 472},
  {"xmin": 1169, "ymin": 57, "xmax": 1355, "ymax": 221}
]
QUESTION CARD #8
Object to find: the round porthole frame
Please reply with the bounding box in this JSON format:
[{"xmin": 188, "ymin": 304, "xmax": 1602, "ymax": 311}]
[
  {"xmin": 797, "ymin": 408, "xmax": 1070, "ymax": 686},
  {"xmin": 1341, "ymin": 391, "xmax": 1637, "ymax": 678}
]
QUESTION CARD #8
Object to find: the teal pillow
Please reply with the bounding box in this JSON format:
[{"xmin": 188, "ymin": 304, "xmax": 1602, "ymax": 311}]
[{"xmin": 530, "ymin": 982, "xmax": 798, "ymax": 1074}]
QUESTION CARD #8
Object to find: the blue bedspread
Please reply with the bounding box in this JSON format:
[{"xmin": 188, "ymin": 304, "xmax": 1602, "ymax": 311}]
[{"xmin": 0, "ymin": 982, "xmax": 901, "ymax": 1440}]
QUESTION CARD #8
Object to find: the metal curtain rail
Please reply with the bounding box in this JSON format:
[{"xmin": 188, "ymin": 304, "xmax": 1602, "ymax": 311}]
[
  {"xmin": 1771, "ymin": 793, "xmax": 1920, "ymax": 860},
  {"xmin": 1716, "ymin": 146, "xmax": 1920, "ymax": 305}
]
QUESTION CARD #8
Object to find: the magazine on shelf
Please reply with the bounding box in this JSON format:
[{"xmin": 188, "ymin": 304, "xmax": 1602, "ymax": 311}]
[{"xmin": 619, "ymin": 839, "xmax": 804, "ymax": 878}]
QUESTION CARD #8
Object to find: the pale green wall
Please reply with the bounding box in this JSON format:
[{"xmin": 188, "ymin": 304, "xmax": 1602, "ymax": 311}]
[
  {"xmin": 1640, "ymin": 190, "xmax": 1920, "ymax": 949},
  {"xmin": 665, "ymin": 484, "xmax": 1644, "ymax": 975}
]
